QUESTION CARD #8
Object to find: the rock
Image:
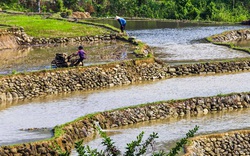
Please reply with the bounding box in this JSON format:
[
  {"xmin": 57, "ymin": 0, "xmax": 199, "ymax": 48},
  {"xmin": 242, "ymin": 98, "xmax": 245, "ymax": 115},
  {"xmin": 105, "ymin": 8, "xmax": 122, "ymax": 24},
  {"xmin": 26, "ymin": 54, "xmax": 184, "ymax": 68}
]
[{"xmin": 203, "ymin": 108, "xmax": 208, "ymax": 114}]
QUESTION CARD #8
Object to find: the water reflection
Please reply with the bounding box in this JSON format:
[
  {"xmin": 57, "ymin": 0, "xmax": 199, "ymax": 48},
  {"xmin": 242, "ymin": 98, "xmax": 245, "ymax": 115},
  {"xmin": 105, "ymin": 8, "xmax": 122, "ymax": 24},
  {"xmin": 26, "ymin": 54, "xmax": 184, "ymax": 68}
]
[
  {"xmin": 234, "ymin": 40, "xmax": 250, "ymax": 48},
  {"xmin": 85, "ymin": 19, "xmax": 250, "ymax": 62},
  {"xmin": 0, "ymin": 41, "xmax": 136, "ymax": 74},
  {"xmin": 127, "ymin": 26, "xmax": 250, "ymax": 62},
  {"xmin": 1, "ymin": 72, "xmax": 250, "ymax": 146},
  {"xmin": 1, "ymin": 20, "xmax": 250, "ymax": 152},
  {"xmin": 0, "ymin": 20, "xmax": 249, "ymax": 74},
  {"xmin": 84, "ymin": 19, "xmax": 239, "ymax": 30},
  {"xmin": 83, "ymin": 108, "xmax": 250, "ymax": 155},
  {"xmin": 154, "ymin": 43, "xmax": 249, "ymax": 62}
]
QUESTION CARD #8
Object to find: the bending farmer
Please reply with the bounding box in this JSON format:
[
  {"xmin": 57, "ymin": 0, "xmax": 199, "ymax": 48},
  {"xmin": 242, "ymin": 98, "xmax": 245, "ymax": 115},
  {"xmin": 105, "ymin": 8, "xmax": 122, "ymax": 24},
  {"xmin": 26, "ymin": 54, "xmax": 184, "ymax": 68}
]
[{"xmin": 115, "ymin": 16, "xmax": 126, "ymax": 33}]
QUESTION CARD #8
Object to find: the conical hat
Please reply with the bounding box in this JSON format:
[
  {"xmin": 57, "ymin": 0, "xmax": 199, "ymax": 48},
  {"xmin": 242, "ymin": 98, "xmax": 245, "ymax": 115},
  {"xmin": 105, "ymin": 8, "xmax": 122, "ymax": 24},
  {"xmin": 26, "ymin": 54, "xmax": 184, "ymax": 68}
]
[{"xmin": 115, "ymin": 16, "xmax": 120, "ymax": 20}]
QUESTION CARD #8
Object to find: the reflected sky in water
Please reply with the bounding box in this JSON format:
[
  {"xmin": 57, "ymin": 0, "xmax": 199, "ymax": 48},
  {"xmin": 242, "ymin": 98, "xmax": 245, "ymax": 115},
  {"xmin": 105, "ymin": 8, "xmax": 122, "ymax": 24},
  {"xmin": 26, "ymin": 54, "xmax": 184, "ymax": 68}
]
[
  {"xmin": 127, "ymin": 25, "xmax": 250, "ymax": 62},
  {"xmin": 0, "ymin": 20, "xmax": 250, "ymax": 151},
  {"xmin": 83, "ymin": 108, "xmax": 250, "ymax": 155},
  {"xmin": 86, "ymin": 19, "xmax": 250, "ymax": 62},
  {"xmin": 1, "ymin": 72, "xmax": 250, "ymax": 146},
  {"xmin": 0, "ymin": 41, "xmax": 135, "ymax": 74}
]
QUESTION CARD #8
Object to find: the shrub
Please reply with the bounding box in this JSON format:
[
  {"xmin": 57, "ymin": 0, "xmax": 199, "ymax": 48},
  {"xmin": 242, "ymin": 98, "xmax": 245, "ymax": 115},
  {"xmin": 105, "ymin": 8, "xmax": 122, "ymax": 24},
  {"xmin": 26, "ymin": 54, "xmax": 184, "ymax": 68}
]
[{"xmin": 59, "ymin": 125, "xmax": 199, "ymax": 156}]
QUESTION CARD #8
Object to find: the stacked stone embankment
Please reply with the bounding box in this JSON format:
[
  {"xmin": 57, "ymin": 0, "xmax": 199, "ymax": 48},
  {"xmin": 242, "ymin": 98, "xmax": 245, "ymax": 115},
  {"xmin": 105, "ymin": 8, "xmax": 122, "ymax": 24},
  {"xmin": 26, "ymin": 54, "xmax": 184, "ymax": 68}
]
[
  {"xmin": 1, "ymin": 26, "xmax": 250, "ymax": 155},
  {"xmin": 210, "ymin": 29, "xmax": 250, "ymax": 43},
  {"xmin": 4, "ymin": 27, "xmax": 118, "ymax": 45},
  {"xmin": 1, "ymin": 92, "xmax": 250, "ymax": 155},
  {"xmin": 1, "ymin": 59, "xmax": 250, "ymax": 104},
  {"xmin": 185, "ymin": 130, "xmax": 250, "ymax": 156},
  {"xmin": 0, "ymin": 25, "xmax": 149, "ymax": 57}
]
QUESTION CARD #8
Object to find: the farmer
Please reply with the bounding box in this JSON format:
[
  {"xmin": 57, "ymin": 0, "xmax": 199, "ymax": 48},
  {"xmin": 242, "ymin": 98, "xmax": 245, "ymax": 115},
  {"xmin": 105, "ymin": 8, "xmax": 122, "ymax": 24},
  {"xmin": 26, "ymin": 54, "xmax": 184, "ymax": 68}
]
[
  {"xmin": 115, "ymin": 16, "xmax": 126, "ymax": 33},
  {"xmin": 72, "ymin": 45, "xmax": 86, "ymax": 66}
]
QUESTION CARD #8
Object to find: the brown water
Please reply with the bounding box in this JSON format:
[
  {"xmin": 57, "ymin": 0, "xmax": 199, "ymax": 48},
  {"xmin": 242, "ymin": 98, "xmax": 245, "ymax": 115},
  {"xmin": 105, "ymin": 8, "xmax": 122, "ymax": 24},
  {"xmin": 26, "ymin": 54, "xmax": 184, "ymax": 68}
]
[
  {"xmin": 87, "ymin": 19, "xmax": 250, "ymax": 62},
  {"xmin": 127, "ymin": 26, "xmax": 250, "ymax": 63},
  {"xmin": 0, "ymin": 41, "xmax": 136, "ymax": 74},
  {"xmin": 234, "ymin": 40, "xmax": 250, "ymax": 48},
  {"xmin": 0, "ymin": 21, "xmax": 249, "ymax": 74},
  {"xmin": 82, "ymin": 108, "xmax": 250, "ymax": 155},
  {"xmin": 0, "ymin": 21, "xmax": 250, "ymax": 153},
  {"xmin": 1, "ymin": 72, "xmax": 250, "ymax": 146}
]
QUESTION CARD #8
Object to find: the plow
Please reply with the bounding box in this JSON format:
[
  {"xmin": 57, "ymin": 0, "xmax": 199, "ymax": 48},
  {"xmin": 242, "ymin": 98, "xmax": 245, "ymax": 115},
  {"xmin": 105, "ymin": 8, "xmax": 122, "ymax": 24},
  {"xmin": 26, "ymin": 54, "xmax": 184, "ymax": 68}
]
[{"xmin": 51, "ymin": 53, "xmax": 83, "ymax": 68}]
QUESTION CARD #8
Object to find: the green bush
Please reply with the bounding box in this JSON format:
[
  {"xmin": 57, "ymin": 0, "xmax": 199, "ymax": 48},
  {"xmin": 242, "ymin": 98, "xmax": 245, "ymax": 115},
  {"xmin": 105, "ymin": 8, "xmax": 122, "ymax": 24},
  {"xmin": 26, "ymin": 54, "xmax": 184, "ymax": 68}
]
[
  {"xmin": 60, "ymin": 9, "xmax": 72, "ymax": 18},
  {"xmin": 59, "ymin": 125, "xmax": 199, "ymax": 156},
  {"xmin": 0, "ymin": 2, "xmax": 28, "ymax": 12}
]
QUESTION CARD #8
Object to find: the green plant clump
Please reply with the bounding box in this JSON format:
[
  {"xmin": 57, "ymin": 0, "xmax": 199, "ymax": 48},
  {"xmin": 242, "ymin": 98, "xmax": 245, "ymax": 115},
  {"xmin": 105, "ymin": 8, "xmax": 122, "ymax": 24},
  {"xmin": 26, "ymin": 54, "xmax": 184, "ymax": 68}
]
[{"xmin": 59, "ymin": 125, "xmax": 199, "ymax": 156}]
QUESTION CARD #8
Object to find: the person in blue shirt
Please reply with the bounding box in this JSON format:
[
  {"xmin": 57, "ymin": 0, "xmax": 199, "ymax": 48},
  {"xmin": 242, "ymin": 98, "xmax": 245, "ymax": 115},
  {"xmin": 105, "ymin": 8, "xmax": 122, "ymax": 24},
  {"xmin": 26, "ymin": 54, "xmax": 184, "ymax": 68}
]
[{"xmin": 115, "ymin": 16, "xmax": 126, "ymax": 33}]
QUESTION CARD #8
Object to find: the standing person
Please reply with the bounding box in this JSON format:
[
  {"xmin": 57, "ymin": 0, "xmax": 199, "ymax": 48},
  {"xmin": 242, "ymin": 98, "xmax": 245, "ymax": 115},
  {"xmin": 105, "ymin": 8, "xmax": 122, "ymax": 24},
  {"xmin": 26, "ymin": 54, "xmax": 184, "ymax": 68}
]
[
  {"xmin": 115, "ymin": 16, "xmax": 126, "ymax": 33},
  {"xmin": 72, "ymin": 45, "xmax": 86, "ymax": 66}
]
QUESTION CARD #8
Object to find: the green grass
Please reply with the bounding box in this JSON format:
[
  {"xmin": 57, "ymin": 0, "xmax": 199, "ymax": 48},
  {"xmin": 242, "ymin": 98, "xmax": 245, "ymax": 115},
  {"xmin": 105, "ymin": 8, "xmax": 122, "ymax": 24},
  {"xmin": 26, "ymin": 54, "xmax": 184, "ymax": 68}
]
[{"xmin": 0, "ymin": 13, "xmax": 112, "ymax": 38}]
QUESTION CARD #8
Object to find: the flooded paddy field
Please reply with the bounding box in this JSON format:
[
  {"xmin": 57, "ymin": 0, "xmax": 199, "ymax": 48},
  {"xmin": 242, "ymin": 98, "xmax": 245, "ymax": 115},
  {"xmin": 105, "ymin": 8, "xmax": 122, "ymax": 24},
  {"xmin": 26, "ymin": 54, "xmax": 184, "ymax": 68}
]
[
  {"xmin": 1, "ymin": 72, "xmax": 250, "ymax": 146},
  {"xmin": 83, "ymin": 108, "xmax": 250, "ymax": 154},
  {"xmin": 127, "ymin": 25, "xmax": 250, "ymax": 62},
  {"xmin": 234, "ymin": 39, "xmax": 250, "ymax": 49},
  {"xmin": 85, "ymin": 19, "xmax": 250, "ymax": 62},
  {"xmin": 0, "ymin": 20, "xmax": 249, "ymax": 75},
  {"xmin": 0, "ymin": 40, "xmax": 136, "ymax": 74},
  {"xmin": 0, "ymin": 20, "xmax": 250, "ymax": 154}
]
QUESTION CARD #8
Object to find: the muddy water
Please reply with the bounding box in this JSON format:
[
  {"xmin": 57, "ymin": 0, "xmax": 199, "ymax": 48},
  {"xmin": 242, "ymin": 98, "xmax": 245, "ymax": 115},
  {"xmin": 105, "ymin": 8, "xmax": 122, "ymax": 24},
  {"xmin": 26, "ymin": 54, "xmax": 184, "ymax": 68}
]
[
  {"xmin": 0, "ymin": 21, "xmax": 249, "ymax": 74},
  {"xmin": 85, "ymin": 19, "xmax": 250, "ymax": 62},
  {"xmin": 1, "ymin": 72, "xmax": 250, "ymax": 146},
  {"xmin": 82, "ymin": 108, "xmax": 250, "ymax": 155},
  {"xmin": 1, "ymin": 20, "xmax": 250, "ymax": 152},
  {"xmin": 0, "ymin": 41, "xmax": 136, "ymax": 74},
  {"xmin": 127, "ymin": 26, "xmax": 250, "ymax": 62},
  {"xmin": 234, "ymin": 40, "xmax": 250, "ymax": 48}
]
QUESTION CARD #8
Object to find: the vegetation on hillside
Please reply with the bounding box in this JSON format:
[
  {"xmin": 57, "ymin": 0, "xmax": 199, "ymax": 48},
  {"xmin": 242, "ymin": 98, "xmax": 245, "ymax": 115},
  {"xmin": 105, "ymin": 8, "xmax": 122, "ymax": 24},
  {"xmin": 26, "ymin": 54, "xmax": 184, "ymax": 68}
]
[{"xmin": 0, "ymin": 0, "xmax": 250, "ymax": 22}]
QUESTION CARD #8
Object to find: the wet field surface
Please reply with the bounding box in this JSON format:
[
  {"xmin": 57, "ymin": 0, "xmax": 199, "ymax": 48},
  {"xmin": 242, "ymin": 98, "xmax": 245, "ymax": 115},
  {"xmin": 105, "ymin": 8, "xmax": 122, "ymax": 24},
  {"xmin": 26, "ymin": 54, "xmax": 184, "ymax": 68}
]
[
  {"xmin": 83, "ymin": 108, "xmax": 250, "ymax": 155},
  {"xmin": 0, "ymin": 21, "xmax": 249, "ymax": 74},
  {"xmin": 0, "ymin": 41, "xmax": 136, "ymax": 74},
  {"xmin": 0, "ymin": 20, "xmax": 250, "ymax": 153},
  {"xmin": 127, "ymin": 25, "xmax": 250, "ymax": 62},
  {"xmin": 1, "ymin": 72, "xmax": 250, "ymax": 146}
]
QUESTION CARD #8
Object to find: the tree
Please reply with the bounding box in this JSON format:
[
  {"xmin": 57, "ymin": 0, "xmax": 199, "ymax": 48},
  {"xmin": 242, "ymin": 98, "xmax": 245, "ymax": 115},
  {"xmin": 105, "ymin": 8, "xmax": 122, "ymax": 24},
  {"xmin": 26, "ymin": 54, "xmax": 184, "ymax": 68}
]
[
  {"xmin": 175, "ymin": 0, "xmax": 197, "ymax": 19},
  {"xmin": 55, "ymin": 0, "xmax": 64, "ymax": 12},
  {"xmin": 63, "ymin": 0, "xmax": 78, "ymax": 9},
  {"xmin": 201, "ymin": 1, "xmax": 218, "ymax": 20}
]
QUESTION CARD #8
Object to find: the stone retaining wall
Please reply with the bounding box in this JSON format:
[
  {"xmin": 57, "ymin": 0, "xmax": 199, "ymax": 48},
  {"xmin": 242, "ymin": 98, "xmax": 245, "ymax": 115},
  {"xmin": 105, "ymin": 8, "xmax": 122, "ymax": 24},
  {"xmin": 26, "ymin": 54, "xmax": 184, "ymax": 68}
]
[
  {"xmin": 185, "ymin": 130, "xmax": 250, "ymax": 156},
  {"xmin": 4, "ymin": 27, "xmax": 118, "ymax": 45},
  {"xmin": 1, "ymin": 59, "xmax": 250, "ymax": 105},
  {"xmin": 1, "ymin": 92, "xmax": 250, "ymax": 155},
  {"xmin": 1, "ymin": 25, "xmax": 250, "ymax": 155},
  {"xmin": 210, "ymin": 29, "xmax": 250, "ymax": 43},
  {"xmin": 0, "ymin": 25, "xmax": 149, "ymax": 56}
]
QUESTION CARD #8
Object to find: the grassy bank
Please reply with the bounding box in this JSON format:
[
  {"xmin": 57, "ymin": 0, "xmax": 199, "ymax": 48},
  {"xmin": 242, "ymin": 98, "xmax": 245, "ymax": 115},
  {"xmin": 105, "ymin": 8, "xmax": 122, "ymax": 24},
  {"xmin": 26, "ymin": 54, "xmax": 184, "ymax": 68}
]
[{"xmin": 0, "ymin": 13, "xmax": 112, "ymax": 38}]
